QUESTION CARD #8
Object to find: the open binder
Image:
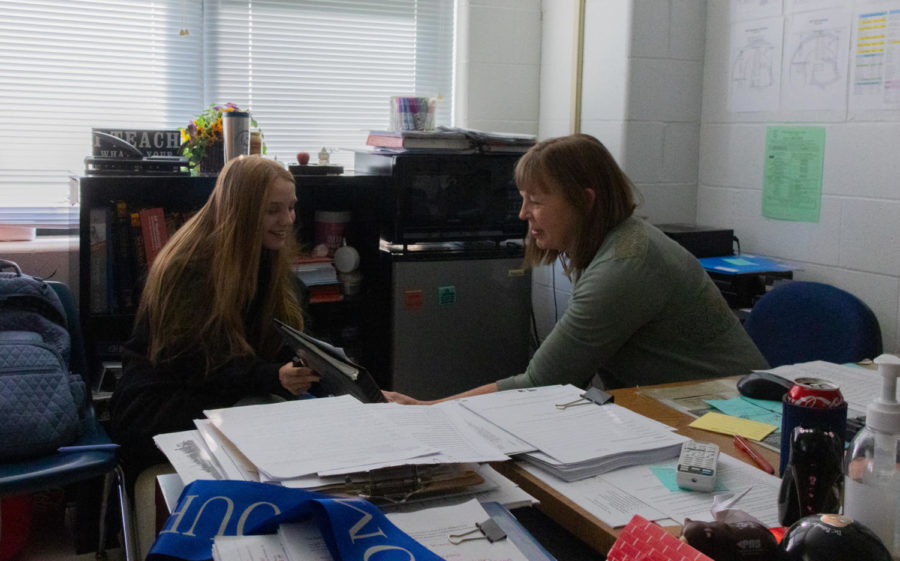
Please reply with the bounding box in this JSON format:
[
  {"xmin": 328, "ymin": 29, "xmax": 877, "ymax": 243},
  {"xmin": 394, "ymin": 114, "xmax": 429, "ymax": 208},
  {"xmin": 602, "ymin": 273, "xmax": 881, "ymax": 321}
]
[{"xmin": 273, "ymin": 318, "xmax": 386, "ymax": 403}]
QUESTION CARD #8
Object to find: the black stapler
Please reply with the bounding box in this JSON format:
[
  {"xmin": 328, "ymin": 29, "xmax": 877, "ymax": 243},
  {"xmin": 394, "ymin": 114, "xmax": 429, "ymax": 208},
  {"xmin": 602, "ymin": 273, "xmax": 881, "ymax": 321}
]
[{"xmin": 737, "ymin": 371, "xmax": 793, "ymax": 401}]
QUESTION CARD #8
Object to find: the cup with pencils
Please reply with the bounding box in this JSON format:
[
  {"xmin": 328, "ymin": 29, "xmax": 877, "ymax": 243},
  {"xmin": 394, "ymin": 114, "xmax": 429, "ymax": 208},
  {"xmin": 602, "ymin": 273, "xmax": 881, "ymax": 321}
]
[{"xmin": 389, "ymin": 95, "xmax": 436, "ymax": 131}]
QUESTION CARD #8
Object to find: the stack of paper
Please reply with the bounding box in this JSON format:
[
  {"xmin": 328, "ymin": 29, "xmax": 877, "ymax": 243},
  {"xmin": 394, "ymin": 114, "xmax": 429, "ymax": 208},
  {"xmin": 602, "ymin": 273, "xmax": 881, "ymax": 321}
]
[
  {"xmin": 459, "ymin": 385, "xmax": 689, "ymax": 481},
  {"xmin": 155, "ymin": 393, "xmax": 538, "ymax": 507}
]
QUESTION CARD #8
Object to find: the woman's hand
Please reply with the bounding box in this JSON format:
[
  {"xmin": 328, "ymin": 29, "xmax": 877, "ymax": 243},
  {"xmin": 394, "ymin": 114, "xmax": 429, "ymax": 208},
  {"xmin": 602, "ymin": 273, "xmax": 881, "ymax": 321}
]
[
  {"xmin": 382, "ymin": 390, "xmax": 431, "ymax": 405},
  {"xmin": 278, "ymin": 362, "xmax": 320, "ymax": 395}
]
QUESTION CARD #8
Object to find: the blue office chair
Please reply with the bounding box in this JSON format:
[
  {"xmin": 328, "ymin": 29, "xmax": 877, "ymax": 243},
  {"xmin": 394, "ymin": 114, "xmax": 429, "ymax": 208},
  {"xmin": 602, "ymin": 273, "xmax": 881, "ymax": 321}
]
[
  {"xmin": 743, "ymin": 281, "xmax": 883, "ymax": 368},
  {"xmin": 0, "ymin": 280, "xmax": 134, "ymax": 561}
]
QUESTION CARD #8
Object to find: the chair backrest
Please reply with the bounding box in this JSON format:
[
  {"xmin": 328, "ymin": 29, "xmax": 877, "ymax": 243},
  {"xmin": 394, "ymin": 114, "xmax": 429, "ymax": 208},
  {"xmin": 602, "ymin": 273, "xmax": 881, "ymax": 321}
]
[
  {"xmin": 743, "ymin": 281, "xmax": 883, "ymax": 368},
  {"xmin": 47, "ymin": 280, "xmax": 91, "ymax": 395}
]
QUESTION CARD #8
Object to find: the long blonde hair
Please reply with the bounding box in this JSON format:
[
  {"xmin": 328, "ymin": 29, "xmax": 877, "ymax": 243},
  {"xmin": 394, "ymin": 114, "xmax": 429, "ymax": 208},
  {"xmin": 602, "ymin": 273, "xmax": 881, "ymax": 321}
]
[
  {"xmin": 515, "ymin": 134, "xmax": 638, "ymax": 275},
  {"xmin": 138, "ymin": 155, "xmax": 303, "ymax": 370}
]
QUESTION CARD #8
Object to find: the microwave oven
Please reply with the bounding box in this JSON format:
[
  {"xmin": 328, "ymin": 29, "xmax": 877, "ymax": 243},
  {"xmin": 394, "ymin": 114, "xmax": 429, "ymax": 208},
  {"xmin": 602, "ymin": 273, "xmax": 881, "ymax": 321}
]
[{"xmin": 354, "ymin": 151, "xmax": 526, "ymax": 245}]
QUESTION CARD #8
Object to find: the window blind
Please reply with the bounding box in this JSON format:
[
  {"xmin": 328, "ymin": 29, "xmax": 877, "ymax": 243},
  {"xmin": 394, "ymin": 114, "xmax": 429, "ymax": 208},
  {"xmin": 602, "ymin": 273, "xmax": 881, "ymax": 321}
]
[
  {"xmin": 0, "ymin": 0, "xmax": 204, "ymax": 225},
  {"xmin": 207, "ymin": 0, "xmax": 455, "ymax": 168},
  {"xmin": 0, "ymin": 0, "xmax": 455, "ymax": 226}
]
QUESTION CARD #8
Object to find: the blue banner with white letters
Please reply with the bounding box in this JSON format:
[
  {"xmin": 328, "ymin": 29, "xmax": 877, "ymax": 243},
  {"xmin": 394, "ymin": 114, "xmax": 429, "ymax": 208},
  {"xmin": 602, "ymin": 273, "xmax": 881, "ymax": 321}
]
[{"xmin": 148, "ymin": 479, "xmax": 442, "ymax": 561}]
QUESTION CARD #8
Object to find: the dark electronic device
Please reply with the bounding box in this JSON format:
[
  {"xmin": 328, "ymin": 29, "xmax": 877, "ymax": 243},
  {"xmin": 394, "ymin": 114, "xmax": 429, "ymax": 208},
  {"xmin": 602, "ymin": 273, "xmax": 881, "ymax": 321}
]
[
  {"xmin": 85, "ymin": 131, "xmax": 189, "ymax": 176},
  {"xmin": 657, "ymin": 223, "xmax": 735, "ymax": 258},
  {"xmin": 737, "ymin": 371, "xmax": 794, "ymax": 401},
  {"xmin": 777, "ymin": 514, "xmax": 892, "ymax": 561},
  {"xmin": 778, "ymin": 427, "xmax": 843, "ymax": 527},
  {"xmin": 354, "ymin": 151, "xmax": 525, "ymax": 245}
]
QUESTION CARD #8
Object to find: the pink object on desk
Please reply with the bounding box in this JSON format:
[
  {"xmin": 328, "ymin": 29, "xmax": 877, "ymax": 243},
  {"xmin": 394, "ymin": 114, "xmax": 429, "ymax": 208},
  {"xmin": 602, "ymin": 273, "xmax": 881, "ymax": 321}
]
[{"xmin": 607, "ymin": 515, "xmax": 712, "ymax": 561}]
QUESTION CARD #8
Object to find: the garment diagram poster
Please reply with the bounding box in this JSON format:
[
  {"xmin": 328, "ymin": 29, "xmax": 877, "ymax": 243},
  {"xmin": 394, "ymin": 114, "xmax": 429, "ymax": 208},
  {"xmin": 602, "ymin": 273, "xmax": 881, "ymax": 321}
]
[
  {"xmin": 762, "ymin": 126, "xmax": 825, "ymax": 222},
  {"xmin": 849, "ymin": 3, "xmax": 900, "ymax": 115},
  {"xmin": 782, "ymin": 9, "xmax": 851, "ymax": 112},
  {"xmin": 729, "ymin": 17, "xmax": 784, "ymax": 112}
]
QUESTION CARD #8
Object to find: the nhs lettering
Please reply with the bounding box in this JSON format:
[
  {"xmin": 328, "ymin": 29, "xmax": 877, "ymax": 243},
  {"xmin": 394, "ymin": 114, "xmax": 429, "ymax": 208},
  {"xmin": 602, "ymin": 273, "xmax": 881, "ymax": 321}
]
[{"xmin": 159, "ymin": 494, "xmax": 282, "ymax": 537}]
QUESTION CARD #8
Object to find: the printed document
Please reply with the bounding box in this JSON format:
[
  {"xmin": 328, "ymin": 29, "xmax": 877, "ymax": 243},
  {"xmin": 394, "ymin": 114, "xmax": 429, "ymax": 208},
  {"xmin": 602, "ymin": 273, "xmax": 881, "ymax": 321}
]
[
  {"xmin": 762, "ymin": 360, "xmax": 879, "ymax": 416},
  {"xmin": 459, "ymin": 385, "xmax": 687, "ymax": 467},
  {"xmin": 275, "ymin": 498, "xmax": 532, "ymax": 561},
  {"xmin": 205, "ymin": 395, "xmax": 437, "ymax": 480}
]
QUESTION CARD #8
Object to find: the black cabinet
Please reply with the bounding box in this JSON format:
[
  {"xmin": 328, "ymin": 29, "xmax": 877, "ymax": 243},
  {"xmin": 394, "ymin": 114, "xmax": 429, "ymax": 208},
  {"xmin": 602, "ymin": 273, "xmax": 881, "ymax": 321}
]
[{"xmin": 78, "ymin": 173, "xmax": 388, "ymax": 380}]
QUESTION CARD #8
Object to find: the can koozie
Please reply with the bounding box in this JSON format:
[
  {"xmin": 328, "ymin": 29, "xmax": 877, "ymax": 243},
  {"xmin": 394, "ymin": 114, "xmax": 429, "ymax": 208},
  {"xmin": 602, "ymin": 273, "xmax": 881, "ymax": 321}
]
[{"xmin": 779, "ymin": 398, "xmax": 848, "ymax": 476}]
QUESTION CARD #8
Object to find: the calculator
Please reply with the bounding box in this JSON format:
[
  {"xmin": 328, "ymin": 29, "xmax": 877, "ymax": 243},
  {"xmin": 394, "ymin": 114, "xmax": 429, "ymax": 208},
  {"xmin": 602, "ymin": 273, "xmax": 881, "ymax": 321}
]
[{"xmin": 676, "ymin": 440, "xmax": 719, "ymax": 492}]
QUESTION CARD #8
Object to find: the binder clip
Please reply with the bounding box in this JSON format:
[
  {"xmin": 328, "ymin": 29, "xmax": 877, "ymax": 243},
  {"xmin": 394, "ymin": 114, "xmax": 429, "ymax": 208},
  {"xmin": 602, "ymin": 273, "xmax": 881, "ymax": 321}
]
[
  {"xmin": 555, "ymin": 387, "xmax": 614, "ymax": 409},
  {"xmin": 448, "ymin": 517, "xmax": 507, "ymax": 545}
]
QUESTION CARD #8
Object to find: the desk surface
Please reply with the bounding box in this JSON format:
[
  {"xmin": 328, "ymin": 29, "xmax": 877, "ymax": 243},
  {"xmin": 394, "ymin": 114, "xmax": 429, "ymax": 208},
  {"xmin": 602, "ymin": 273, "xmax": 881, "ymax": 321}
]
[{"xmin": 493, "ymin": 377, "xmax": 780, "ymax": 554}]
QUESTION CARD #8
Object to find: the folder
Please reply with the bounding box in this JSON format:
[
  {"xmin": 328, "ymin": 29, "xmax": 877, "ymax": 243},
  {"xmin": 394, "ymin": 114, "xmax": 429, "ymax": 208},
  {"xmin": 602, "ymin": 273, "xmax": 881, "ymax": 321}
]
[{"xmin": 273, "ymin": 318, "xmax": 386, "ymax": 403}]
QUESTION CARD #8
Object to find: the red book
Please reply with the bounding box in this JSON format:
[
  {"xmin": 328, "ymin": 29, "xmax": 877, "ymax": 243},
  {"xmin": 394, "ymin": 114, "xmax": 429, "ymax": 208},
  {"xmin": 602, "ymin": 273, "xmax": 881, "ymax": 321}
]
[
  {"xmin": 139, "ymin": 207, "xmax": 169, "ymax": 267},
  {"xmin": 365, "ymin": 130, "xmax": 472, "ymax": 150}
]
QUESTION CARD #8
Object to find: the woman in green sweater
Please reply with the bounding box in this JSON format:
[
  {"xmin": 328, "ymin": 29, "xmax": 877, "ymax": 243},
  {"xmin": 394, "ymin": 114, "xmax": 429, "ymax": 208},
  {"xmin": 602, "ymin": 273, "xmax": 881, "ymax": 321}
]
[{"xmin": 384, "ymin": 134, "xmax": 768, "ymax": 404}]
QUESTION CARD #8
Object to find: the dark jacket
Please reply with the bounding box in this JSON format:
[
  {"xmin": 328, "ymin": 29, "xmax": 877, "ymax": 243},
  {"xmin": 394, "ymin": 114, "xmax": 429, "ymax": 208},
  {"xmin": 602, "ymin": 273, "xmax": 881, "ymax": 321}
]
[{"xmin": 109, "ymin": 260, "xmax": 299, "ymax": 488}]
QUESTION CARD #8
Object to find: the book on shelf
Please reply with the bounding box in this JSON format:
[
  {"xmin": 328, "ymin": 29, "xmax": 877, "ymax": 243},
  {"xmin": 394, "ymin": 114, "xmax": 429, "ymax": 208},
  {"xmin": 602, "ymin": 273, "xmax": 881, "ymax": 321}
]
[
  {"xmin": 447, "ymin": 127, "xmax": 536, "ymax": 154},
  {"xmin": 307, "ymin": 283, "xmax": 343, "ymax": 304},
  {"xmin": 113, "ymin": 201, "xmax": 136, "ymax": 311},
  {"xmin": 366, "ymin": 129, "xmax": 475, "ymax": 151},
  {"xmin": 89, "ymin": 207, "xmax": 110, "ymax": 314},
  {"xmin": 139, "ymin": 207, "xmax": 169, "ymax": 267}
]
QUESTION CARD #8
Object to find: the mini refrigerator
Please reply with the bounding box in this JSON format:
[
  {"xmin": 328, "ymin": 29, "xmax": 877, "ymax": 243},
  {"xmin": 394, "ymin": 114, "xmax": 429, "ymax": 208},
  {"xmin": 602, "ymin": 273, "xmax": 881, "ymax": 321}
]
[{"xmin": 379, "ymin": 242, "xmax": 532, "ymax": 400}]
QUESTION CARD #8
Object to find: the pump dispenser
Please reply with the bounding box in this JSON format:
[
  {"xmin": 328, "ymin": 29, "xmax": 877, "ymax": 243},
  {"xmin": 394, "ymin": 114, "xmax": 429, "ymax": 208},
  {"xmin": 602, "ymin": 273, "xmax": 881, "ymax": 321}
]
[{"xmin": 843, "ymin": 354, "xmax": 900, "ymax": 558}]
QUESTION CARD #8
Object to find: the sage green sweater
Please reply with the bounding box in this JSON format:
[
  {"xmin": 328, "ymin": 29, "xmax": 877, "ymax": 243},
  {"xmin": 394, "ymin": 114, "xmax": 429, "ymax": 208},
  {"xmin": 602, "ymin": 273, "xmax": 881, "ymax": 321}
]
[{"xmin": 497, "ymin": 217, "xmax": 769, "ymax": 391}]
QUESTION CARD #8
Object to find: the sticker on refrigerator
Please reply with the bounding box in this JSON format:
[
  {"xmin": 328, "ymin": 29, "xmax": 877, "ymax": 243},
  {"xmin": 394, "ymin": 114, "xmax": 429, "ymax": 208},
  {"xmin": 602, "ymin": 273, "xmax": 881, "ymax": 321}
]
[
  {"xmin": 403, "ymin": 289, "xmax": 424, "ymax": 310},
  {"xmin": 438, "ymin": 285, "xmax": 456, "ymax": 305}
]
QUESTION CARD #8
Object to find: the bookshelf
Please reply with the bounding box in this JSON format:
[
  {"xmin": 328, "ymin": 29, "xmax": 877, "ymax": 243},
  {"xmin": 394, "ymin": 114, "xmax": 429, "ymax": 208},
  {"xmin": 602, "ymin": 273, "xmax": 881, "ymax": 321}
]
[{"xmin": 78, "ymin": 173, "xmax": 388, "ymax": 381}]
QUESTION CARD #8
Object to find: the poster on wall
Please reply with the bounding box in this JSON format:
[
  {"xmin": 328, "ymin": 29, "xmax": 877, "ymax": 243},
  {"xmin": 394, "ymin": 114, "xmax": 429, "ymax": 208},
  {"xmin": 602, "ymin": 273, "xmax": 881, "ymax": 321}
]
[
  {"xmin": 729, "ymin": 17, "xmax": 785, "ymax": 112},
  {"xmin": 732, "ymin": 0, "xmax": 783, "ymax": 22},
  {"xmin": 762, "ymin": 126, "xmax": 825, "ymax": 222},
  {"xmin": 781, "ymin": 9, "xmax": 851, "ymax": 112},
  {"xmin": 848, "ymin": 3, "xmax": 900, "ymax": 116}
]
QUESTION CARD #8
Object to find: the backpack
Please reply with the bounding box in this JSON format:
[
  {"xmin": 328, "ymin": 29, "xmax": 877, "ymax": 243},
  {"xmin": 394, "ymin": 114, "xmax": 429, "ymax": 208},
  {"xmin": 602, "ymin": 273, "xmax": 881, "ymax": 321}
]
[{"xmin": 0, "ymin": 259, "xmax": 85, "ymax": 459}]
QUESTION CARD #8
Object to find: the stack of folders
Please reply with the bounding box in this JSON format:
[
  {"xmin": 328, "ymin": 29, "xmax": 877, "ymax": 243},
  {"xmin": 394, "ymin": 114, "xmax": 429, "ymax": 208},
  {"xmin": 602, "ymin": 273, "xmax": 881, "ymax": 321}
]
[
  {"xmin": 291, "ymin": 257, "xmax": 342, "ymax": 303},
  {"xmin": 457, "ymin": 385, "xmax": 690, "ymax": 482}
]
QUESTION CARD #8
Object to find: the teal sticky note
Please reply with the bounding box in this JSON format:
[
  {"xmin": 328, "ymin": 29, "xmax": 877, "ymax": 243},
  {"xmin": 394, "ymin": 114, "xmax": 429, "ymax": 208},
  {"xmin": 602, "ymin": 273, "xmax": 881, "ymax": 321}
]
[{"xmin": 651, "ymin": 465, "xmax": 728, "ymax": 493}]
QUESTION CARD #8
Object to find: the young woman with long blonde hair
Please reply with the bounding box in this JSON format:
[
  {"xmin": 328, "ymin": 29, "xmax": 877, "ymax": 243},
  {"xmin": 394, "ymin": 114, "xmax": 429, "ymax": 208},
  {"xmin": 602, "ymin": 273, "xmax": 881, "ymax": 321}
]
[{"xmin": 111, "ymin": 155, "xmax": 318, "ymax": 482}]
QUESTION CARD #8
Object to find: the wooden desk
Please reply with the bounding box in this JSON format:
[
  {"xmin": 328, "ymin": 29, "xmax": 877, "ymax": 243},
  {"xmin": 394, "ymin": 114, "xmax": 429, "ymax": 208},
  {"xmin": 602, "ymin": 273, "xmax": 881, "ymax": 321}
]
[{"xmin": 493, "ymin": 378, "xmax": 780, "ymax": 555}]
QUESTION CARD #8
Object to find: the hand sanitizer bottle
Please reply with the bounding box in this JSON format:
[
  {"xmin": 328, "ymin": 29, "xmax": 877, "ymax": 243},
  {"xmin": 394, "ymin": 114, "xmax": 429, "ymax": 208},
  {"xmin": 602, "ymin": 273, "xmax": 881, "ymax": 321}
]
[{"xmin": 843, "ymin": 353, "xmax": 900, "ymax": 558}]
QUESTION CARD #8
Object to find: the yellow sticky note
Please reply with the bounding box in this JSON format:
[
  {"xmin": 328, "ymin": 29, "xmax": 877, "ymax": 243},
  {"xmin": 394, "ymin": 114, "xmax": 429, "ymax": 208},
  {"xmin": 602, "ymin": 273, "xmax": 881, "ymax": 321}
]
[{"xmin": 689, "ymin": 412, "xmax": 776, "ymax": 441}]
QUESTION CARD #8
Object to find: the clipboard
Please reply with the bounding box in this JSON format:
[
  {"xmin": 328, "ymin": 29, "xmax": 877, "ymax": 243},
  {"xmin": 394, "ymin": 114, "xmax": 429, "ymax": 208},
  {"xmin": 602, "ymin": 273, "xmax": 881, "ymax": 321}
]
[{"xmin": 273, "ymin": 319, "xmax": 386, "ymax": 403}]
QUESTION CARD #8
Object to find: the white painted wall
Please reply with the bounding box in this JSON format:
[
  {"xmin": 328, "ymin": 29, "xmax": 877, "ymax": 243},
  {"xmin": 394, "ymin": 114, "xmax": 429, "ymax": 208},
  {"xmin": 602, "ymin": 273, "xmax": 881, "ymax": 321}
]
[
  {"xmin": 532, "ymin": 0, "xmax": 707, "ymax": 340},
  {"xmin": 455, "ymin": 0, "xmax": 542, "ymax": 134},
  {"xmin": 699, "ymin": 1, "xmax": 900, "ymax": 353}
]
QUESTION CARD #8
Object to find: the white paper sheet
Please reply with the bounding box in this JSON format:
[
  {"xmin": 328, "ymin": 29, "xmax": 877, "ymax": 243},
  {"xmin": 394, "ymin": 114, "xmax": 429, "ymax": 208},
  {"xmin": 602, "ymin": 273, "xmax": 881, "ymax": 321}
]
[
  {"xmin": 729, "ymin": 16, "xmax": 785, "ymax": 112},
  {"xmin": 762, "ymin": 360, "xmax": 881, "ymax": 416},
  {"xmin": 153, "ymin": 429, "xmax": 226, "ymax": 484},
  {"xmin": 459, "ymin": 385, "xmax": 687, "ymax": 465},
  {"xmin": 600, "ymin": 454, "xmax": 782, "ymax": 527},
  {"xmin": 194, "ymin": 419, "xmax": 256, "ymax": 481},
  {"xmin": 205, "ymin": 395, "xmax": 437, "ymax": 480},
  {"xmin": 213, "ymin": 534, "xmax": 289, "ymax": 561},
  {"xmin": 314, "ymin": 402, "xmax": 507, "ymax": 476},
  {"xmin": 782, "ymin": 8, "xmax": 851, "ymax": 112},
  {"xmin": 277, "ymin": 498, "xmax": 532, "ymax": 561},
  {"xmin": 519, "ymin": 463, "xmax": 667, "ymax": 529}
]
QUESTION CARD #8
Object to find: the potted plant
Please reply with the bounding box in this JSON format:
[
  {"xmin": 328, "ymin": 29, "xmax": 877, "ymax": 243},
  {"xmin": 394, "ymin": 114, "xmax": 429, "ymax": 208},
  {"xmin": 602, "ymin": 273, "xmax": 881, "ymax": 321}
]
[{"xmin": 180, "ymin": 103, "xmax": 263, "ymax": 174}]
